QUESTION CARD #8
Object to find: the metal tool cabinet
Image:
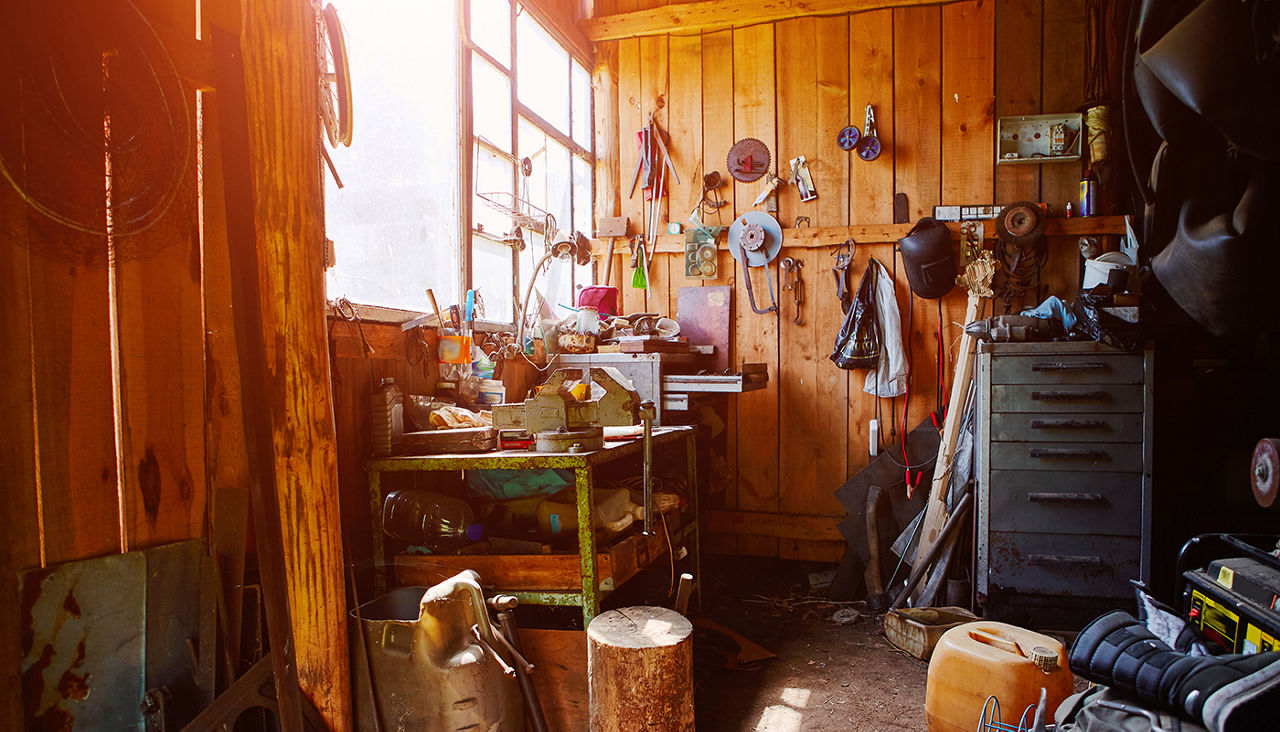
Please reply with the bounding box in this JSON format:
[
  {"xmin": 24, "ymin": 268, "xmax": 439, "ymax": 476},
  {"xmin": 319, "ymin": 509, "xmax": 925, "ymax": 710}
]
[
  {"xmin": 976, "ymin": 341, "xmax": 1153, "ymax": 625},
  {"xmin": 367, "ymin": 426, "xmax": 699, "ymax": 626}
]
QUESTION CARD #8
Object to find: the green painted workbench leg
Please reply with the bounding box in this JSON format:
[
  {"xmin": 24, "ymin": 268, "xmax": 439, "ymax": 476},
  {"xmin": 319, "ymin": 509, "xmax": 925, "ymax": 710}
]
[
  {"xmin": 576, "ymin": 466, "xmax": 599, "ymax": 625},
  {"xmin": 369, "ymin": 469, "xmax": 386, "ymax": 595},
  {"xmin": 686, "ymin": 433, "xmax": 702, "ymax": 613}
]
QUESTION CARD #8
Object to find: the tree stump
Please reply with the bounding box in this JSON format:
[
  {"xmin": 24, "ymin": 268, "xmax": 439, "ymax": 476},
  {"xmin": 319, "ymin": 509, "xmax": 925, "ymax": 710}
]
[{"xmin": 587, "ymin": 606, "xmax": 694, "ymax": 731}]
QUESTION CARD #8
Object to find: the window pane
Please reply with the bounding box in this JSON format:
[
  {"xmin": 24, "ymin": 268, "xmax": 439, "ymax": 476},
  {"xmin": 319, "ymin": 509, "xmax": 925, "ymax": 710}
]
[
  {"xmin": 473, "ymin": 235, "xmax": 515, "ymax": 322},
  {"xmin": 473, "ymin": 146, "xmax": 514, "ymax": 236},
  {"xmin": 324, "ymin": 0, "xmax": 459, "ymax": 312},
  {"xmin": 516, "ymin": 14, "xmax": 569, "ymax": 133},
  {"xmin": 470, "ymin": 0, "xmax": 510, "ymax": 68},
  {"xmin": 518, "ymin": 118, "xmax": 571, "ymax": 235},
  {"xmin": 572, "ymin": 154, "xmax": 591, "ymax": 236},
  {"xmin": 473, "ymin": 57, "xmax": 512, "ymax": 151},
  {"xmin": 572, "ymin": 60, "xmax": 591, "ymax": 146}
]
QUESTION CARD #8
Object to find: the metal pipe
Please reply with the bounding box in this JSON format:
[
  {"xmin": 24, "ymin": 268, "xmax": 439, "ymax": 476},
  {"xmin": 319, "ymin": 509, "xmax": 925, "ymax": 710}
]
[
  {"xmin": 641, "ymin": 400, "xmax": 656, "ymax": 535},
  {"xmin": 890, "ymin": 491, "xmax": 973, "ymax": 610},
  {"xmin": 495, "ymin": 608, "xmax": 550, "ymax": 732}
]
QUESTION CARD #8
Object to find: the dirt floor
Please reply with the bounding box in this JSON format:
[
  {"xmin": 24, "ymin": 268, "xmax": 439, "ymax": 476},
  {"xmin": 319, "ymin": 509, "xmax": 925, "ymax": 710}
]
[{"xmin": 692, "ymin": 555, "xmax": 929, "ymax": 731}]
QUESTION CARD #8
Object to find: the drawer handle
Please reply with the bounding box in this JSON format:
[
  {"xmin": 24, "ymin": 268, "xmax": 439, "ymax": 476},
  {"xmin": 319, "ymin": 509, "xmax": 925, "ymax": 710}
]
[
  {"xmin": 1029, "ymin": 554, "xmax": 1106, "ymax": 568},
  {"xmin": 1031, "ymin": 361, "xmax": 1108, "ymax": 372},
  {"xmin": 1029, "ymin": 418, "xmax": 1106, "ymax": 430},
  {"xmin": 1030, "ymin": 390, "xmax": 1109, "ymax": 401},
  {"xmin": 1029, "ymin": 448, "xmax": 1107, "ymax": 460},
  {"xmin": 1028, "ymin": 492, "xmax": 1105, "ymax": 504}
]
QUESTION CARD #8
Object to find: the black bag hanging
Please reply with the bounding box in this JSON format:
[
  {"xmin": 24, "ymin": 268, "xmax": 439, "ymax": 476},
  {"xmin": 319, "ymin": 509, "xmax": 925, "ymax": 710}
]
[{"xmin": 830, "ymin": 260, "xmax": 881, "ymax": 370}]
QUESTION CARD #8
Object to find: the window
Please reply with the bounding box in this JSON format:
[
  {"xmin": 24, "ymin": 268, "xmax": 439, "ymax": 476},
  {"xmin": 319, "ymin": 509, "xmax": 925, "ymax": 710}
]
[
  {"xmin": 323, "ymin": 0, "xmax": 461, "ymax": 313},
  {"xmin": 468, "ymin": 1, "xmax": 593, "ymax": 325},
  {"xmin": 322, "ymin": 1, "xmax": 593, "ymax": 324}
]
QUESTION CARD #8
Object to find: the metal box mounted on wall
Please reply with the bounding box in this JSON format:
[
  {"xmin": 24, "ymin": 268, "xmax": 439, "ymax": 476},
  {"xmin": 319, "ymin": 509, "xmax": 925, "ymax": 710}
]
[{"xmin": 996, "ymin": 113, "xmax": 1084, "ymax": 165}]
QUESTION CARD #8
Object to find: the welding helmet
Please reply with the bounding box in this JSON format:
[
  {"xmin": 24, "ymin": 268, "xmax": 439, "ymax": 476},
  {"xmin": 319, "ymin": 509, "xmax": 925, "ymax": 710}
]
[{"xmin": 897, "ymin": 217, "xmax": 956, "ymax": 299}]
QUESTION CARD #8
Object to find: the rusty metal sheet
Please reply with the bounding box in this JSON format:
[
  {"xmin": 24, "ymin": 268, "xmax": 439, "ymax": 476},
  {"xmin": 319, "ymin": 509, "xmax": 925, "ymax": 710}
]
[
  {"xmin": 21, "ymin": 552, "xmax": 146, "ymax": 730},
  {"xmin": 675, "ymin": 286, "xmax": 731, "ymax": 373},
  {"xmin": 20, "ymin": 540, "xmax": 216, "ymax": 730}
]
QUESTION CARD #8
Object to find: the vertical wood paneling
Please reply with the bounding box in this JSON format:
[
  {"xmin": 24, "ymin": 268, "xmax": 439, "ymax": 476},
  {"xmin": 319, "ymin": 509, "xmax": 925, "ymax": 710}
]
[
  {"xmin": 849, "ymin": 9, "xmax": 895, "ymax": 225},
  {"xmin": 815, "ymin": 16, "xmax": 851, "ymax": 229},
  {"xmin": 0, "ymin": 144, "xmax": 41, "ymax": 731},
  {"xmin": 700, "ymin": 28, "xmax": 738, "ymax": 554},
  {"xmin": 1041, "ymin": 0, "xmax": 1086, "ymax": 210},
  {"xmin": 732, "ymin": 23, "xmax": 779, "ymax": 558},
  {"xmin": 892, "ymin": 6, "xmax": 942, "ymax": 222},
  {"xmin": 941, "ymin": 0, "xmax": 995, "ymax": 205},
  {"xmin": 593, "ymin": 43, "xmax": 621, "ymax": 286},
  {"xmin": 775, "ymin": 18, "xmax": 816, "ymax": 229},
  {"xmin": 21, "ymin": 79, "xmax": 121, "ymax": 563},
  {"xmin": 667, "ymin": 35, "xmax": 703, "ymax": 236},
  {"xmin": 116, "ymin": 0, "xmax": 206, "ymax": 551},
  {"xmin": 701, "ymin": 30, "xmax": 737, "ymax": 224},
  {"xmin": 639, "ymin": 35, "xmax": 670, "ymax": 314},
  {"xmin": 994, "ymin": 0, "xmax": 1043, "ymax": 204},
  {"xmin": 616, "ymin": 38, "xmax": 644, "ymax": 315}
]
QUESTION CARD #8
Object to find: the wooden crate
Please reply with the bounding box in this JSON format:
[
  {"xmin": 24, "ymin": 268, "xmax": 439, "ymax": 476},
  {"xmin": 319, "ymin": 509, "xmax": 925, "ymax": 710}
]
[{"xmin": 392, "ymin": 510, "xmax": 684, "ymax": 592}]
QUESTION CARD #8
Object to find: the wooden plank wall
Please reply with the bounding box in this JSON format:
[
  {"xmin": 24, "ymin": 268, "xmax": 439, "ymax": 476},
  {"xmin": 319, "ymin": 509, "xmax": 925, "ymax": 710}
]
[
  {"xmin": 0, "ymin": 0, "xmax": 353, "ymax": 727},
  {"xmin": 597, "ymin": 0, "xmax": 1089, "ymax": 561}
]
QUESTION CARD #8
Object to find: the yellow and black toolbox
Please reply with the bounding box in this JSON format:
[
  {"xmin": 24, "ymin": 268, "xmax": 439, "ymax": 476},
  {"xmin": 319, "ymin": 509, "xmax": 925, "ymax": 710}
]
[{"xmin": 1178, "ymin": 534, "xmax": 1280, "ymax": 654}]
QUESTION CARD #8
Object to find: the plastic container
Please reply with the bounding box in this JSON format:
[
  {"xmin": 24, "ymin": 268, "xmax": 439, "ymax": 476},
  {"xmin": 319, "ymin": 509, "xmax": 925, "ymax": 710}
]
[
  {"xmin": 383, "ymin": 490, "xmax": 484, "ymax": 551},
  {"xmin": 925, "ymin": 621, "xmax": 1074, "ymax": 732},
  {"xmin": 371, "ymin": 377, "xmax": 404, "ymax": 456},
  {"xmin": 476, "ymin": 379, "xmax": 506, "ymax": 406},
  {"xmin": 537, "ymin": 487, "xmax": 638, "ymax": 536}
]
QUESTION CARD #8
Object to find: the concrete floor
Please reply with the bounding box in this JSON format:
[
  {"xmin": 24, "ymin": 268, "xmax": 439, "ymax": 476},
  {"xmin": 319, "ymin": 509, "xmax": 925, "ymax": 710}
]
[{"xmin": 692, "ymin": 556, "xmax": 929, "ymax": 731}]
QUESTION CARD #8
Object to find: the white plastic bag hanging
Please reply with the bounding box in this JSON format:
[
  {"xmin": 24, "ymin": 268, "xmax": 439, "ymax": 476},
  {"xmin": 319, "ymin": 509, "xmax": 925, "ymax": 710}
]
[{"xmin": 864, "ymin": 260, "xmax": 907, "ymax": 398}]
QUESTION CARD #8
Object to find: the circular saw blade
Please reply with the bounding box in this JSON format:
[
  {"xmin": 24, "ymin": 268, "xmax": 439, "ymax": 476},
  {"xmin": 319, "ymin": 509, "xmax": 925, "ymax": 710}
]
[
  {"xmin": 727, "ymin": 138, "xmax": 771, "ymax": 183},
  {"xmin": 727, "ymin": 212, "xmax": 783, "ymax": 266},
  {"xmin": 997, "ymin": 201, "xmax": 1046, "ymax": 245}
]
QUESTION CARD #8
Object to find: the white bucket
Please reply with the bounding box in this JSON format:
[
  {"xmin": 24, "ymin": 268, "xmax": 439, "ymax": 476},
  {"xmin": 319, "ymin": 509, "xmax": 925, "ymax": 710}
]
[{"xmin": 1082, "ymin": 251, "xmax": 1134, "ymax": 290}]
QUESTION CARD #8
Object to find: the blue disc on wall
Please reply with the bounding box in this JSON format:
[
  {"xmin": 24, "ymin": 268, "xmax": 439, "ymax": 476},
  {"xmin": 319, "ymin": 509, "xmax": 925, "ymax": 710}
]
[
  {"xmin": 857, "ymin": 135, "xmax": 882, "ymax": 161},
  {"xmin": 836, "ymin": 125, "xmax": 861, "ymax": 151}
]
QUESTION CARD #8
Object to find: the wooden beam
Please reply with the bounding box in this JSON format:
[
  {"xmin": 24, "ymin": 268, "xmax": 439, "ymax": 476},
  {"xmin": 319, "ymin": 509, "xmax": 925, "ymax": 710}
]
[
  {"xmin": 705, "ymin": 510, "xmax": 843, "ymax": 542},
  {"xmin": 591, "ymin": 215, "xmax": 1129, "ymax": 254},
  {"xmin": 582, "ymin": 0, "xmax": 946, "ymax": 42}
]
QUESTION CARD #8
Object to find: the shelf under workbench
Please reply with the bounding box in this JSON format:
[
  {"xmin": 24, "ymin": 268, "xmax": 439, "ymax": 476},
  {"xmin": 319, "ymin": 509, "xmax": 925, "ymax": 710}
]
[{"xmin": 366, "ymin": 426, "xmax": 699, "ymax": 625}]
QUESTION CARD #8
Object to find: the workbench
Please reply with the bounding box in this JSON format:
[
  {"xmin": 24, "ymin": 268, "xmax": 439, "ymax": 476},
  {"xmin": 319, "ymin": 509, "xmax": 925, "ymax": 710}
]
[{"xmin": 367, "ymin": 426, "xmax": 699, "ymax": 625}]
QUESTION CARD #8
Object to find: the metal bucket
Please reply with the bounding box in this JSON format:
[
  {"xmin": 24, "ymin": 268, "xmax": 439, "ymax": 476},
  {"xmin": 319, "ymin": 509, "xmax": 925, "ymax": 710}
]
[{"xmin": 351, "ymin": 570, "xmax": 523, "ymax": 731}]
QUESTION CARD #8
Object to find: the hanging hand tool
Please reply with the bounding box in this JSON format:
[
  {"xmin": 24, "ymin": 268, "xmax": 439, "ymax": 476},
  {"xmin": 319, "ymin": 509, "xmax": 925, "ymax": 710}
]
[
  {"xmin": 831, "ymin": 239, "xmax": 855, "ymax": 314},
  {"xmin": 629, "ymin": 114, "xmax": 679, "ymax": 200},
  {"xmin": 781, "ymin": 257, "xmax": 804, "ymax": 325},
  {"xmin": 857, "ymin": 104, "xmax": 882, "ymax": 161},
  {"xmin": 788, "ymin": 156, "xmax": 818, "ymax": 202}
]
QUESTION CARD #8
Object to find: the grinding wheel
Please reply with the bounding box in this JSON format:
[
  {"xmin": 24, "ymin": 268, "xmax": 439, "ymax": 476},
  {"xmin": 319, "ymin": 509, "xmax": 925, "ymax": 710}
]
[
  {"xmin": 1251, "ymin": 438, "xmax": 1280, "ymax": 508},
  {"xmin": 996, "ymin": 201, "xmax": 1046, "ymax": 247}
]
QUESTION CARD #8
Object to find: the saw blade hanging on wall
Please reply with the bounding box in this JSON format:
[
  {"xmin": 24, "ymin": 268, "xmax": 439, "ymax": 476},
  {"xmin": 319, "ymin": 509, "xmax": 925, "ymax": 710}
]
[{"xmin": 727, "ymin": 138, "xmax": 771, "ymax": 183}]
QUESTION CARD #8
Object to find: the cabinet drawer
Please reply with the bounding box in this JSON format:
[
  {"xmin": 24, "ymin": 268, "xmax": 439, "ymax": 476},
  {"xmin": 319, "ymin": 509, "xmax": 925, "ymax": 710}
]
[
  {"xmin": 992, "ymin": 384, "xmax": 1144, "ymax": 413},
  {"xmin": 989, "ymin": 412, "xmax": 1143, "ymax": 443},
  {"xmin": 986, "ymin": 470, "xmax": 1142, "ymax": 535},
  {"xmin": 990, "ymin": 354, "xmax": 1143, "ymax": 385},
  {"xmin": 987, "ymin": 532, "xmax": 1140, "ymax": 598},
  {"xmin": 989, "ymin": 442, "xmax": 1142, "ymax": 472}
]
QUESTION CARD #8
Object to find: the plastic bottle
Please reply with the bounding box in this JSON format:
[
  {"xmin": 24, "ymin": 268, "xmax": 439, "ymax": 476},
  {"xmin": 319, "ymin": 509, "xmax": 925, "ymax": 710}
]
[
  {"xmin": 382, "ymin": 490, "xmax": 484, "ymax": 550},
  {"xmin": 371, "ymin": 377, "xmax": 404, "ymax": 456},
  {"xmin": 925, "ymin": 621, "xmax": 1074, "ymax": 732}
]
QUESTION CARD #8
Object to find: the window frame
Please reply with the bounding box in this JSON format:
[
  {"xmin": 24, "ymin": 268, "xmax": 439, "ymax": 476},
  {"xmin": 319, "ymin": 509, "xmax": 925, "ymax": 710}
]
[{"xmin": 461, "ymin": 0, "xmax": 594, "ymax": 326}]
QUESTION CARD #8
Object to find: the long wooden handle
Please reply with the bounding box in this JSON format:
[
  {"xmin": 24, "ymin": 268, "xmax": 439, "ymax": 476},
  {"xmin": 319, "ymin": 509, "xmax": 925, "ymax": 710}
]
[{"xmin": 425, "ymin": 288, "xmax": 445, "ymax": 328}]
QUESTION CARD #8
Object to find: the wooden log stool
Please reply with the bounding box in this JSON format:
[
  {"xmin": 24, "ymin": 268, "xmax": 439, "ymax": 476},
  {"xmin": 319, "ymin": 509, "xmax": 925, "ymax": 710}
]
[{"xmin": 587, "ymin": 606, "xmax": 694, "ymax": 731}]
